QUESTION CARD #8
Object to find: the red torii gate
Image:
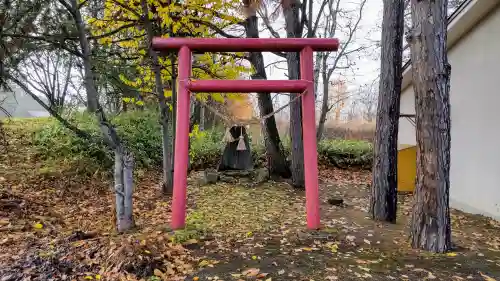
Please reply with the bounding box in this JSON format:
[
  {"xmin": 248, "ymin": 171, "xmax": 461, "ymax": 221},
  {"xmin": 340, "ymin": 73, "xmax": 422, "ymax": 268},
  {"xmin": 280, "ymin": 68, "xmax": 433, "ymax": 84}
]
[{"xmin": 152, "ymin": 37, "xmax": 339, "ymax": 230}]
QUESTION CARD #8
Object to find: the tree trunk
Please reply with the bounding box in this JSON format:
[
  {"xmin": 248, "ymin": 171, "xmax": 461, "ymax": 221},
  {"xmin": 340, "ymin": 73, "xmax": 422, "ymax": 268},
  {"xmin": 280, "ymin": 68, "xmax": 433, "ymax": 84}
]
[
  {"xmin": 141, "ymin": 0, "xmax": 173, "ymax": 194},
  {"xmin": 204, "ymin": 96, "xmax": 215, "ymax": 129},
  {"xmin": 199, "ymin": 104, "xmax": 205, "ymax": 131},
  {"xmin": 369, "ymin": 0, "xmax": 405, "ymax": 223},
  {"xmin": 169, "ymin": 51, "xmax": 177, "ymax": 183},
  {"xmin": 71, "ymin": 0, "xmax": 134, "ymax": 232},
  {"xmin": 408, "ymin": 0, "xmax": 452, "ymax": 252},
  {"xmin": 114, "ymin": 148, "xmax": 135, "ymax": 232},
  {"xmin": 193, "ymin": 101, "xmax": 201, "ymax": 126},
  {"xmin": 283, "ymin": 0, "xmax": 305, "ymax": 188},
  {"xmin": 316, "ymin": 70, "xmax": 329, "ymax": 141},
  {"xmin": 313, "ymin": 52, "xmax": 322, "ymax": 100},
  {"xmin": 244, "ymin": 11, "xmax": 291, "ymax": 179}
]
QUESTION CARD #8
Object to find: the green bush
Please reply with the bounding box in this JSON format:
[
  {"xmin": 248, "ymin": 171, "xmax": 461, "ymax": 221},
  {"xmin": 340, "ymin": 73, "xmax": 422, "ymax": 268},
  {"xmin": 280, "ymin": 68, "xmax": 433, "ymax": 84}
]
[
  {"xmin": 317, "ymin": 139, "xmax": 373, "ymax": 168},
  {"xmin": 190, "ymin": 127, "xmax": 224, "ymax": 169},
  {"xmin": 25, "ymin": 110, "xmax": 372, "ymax": 174},
  {"xmin": 32, "ymin": 110, "xmax": 162, "ymax": 171}
]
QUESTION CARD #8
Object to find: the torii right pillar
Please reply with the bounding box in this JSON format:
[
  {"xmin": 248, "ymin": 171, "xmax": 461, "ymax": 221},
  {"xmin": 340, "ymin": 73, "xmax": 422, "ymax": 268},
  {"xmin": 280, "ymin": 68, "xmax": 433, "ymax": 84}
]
[{"xmin": 300, "ymin": 46, "xmax": 320, "ymax": 229}]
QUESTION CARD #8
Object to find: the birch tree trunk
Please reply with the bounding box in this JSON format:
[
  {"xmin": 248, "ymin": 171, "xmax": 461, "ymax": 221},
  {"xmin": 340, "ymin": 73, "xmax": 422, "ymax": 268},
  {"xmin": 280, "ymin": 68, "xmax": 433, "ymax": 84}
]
[
  {"xmin": 408, "ymin": 0, "xmax": 452, "ymax": 252},
  {"xmin": 71, "ymin": 0, "xmax": 134, "ymax": 231},
  {"xmin": 114, "ymin": 149, "xmax": 135, "ymax": 232},
  {"xmin": 370, "ymin": 0, "xmax": 404, "ymax": 223}
]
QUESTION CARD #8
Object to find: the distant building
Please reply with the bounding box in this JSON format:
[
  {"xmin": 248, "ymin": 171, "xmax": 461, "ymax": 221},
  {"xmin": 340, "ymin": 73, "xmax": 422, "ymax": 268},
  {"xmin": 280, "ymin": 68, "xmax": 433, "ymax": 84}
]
[{"xmin": 0, "ymin": 86, "xmax": 50, "ymax": 118}]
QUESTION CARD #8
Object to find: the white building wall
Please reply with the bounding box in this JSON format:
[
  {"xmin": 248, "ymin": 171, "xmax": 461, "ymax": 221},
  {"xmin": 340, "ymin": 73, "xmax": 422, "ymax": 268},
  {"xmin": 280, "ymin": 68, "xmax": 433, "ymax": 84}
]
[
  {"xmin": 398, "ymin": 90, "xmax": 416, "ymax": 146},
  {"xmin": 398, "ymin": 4, "xmax": 500, "ymax": 219}
]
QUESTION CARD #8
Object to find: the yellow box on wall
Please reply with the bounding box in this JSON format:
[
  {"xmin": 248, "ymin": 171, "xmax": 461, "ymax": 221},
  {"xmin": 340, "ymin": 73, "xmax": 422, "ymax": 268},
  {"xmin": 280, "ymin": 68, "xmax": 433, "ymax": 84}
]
[{"xmin": 397, "ymin": 144, "xmax": 416, "ymax": 192}]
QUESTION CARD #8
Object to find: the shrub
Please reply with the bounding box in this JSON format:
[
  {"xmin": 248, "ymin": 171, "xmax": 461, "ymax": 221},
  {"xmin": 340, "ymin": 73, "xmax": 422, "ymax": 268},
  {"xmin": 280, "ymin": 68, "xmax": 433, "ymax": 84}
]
[
  {"xmin": 32, "ymin": 110, "xmax": 162, "ymax": 171},
  {"xmin": 20, "ymin": 110, "xmax": 373, "ymax": 175},
  {"xmin": 317, "ymin": 139, "xmax": 373, "ymax": 168},
  {"xmin": 190, "ymin": 127, "xmax": 224, "ymax": 169}
]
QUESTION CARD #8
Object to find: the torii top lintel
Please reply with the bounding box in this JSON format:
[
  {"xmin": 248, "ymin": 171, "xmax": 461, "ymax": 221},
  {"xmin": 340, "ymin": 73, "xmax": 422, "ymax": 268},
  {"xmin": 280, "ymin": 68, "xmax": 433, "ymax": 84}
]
[{"xmin": 152, "ymin": 37, "xmax": 340, "ymax": 53}]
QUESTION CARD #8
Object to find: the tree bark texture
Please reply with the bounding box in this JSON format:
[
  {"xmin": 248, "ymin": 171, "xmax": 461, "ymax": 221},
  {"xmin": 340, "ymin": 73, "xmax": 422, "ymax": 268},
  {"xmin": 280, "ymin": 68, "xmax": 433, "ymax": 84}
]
[
  {"xmin": 114, "ymin": 149, "xmax": 135, "ymax": 232},
  {"xmin": 283, "ymin": 0, "xmax": 305, "ymax": 188},
  {"xmin": 244, "ymin": 12, "xmax": 291, "ymax": 179},
  {"xmin": 370, "ymin": 0, "xmax": 405, "ymax": 223},
  {"xmin": 313, "ymin": 52, "xmax": 321, "ymax": 101},
  {"xmin": 408, "ymin": 0, "xmax": 452, "ymax": 252},
  {"xmin": 169, "ymin": 51, "xmax": 177, "ymax": 184},
  {"xmin": 71, "ymin": 0, "xmax": 134, "ymax": 232}
]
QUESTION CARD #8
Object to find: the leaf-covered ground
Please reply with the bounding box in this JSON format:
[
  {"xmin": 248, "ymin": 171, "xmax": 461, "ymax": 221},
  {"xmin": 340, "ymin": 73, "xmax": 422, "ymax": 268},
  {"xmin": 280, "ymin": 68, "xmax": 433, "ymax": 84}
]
[{"xmin": 1, "ymin": 127, "xmax": 500, "ymax": 280}]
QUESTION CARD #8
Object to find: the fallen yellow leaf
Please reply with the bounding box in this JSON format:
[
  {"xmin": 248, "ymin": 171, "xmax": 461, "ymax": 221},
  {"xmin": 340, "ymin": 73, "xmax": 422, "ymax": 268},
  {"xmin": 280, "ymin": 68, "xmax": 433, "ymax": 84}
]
[
  {"xmin": 95, "ymin": 275, "xmax": 101, "ymax": 280},
  {"xmin": 199, "ymin": 260, "xmax": 210, "ymax": 267},
  {"xmin": 330, "ymin": 244, "xmax": 338, "ymax": 253},
  {"xmin": 33, "ymin": 223, "xmax": 43, "ymax": 229},
  {"xmin": 72, "ymin": 241, "xmax": 85, "ymax": 247},
  {"xmin": 183, "ymin": 239, "xmax": 198, "ymax": 245},
  {"xmin": 193, "ymin": 277, "xmax": 199, "ymax": 281},
  {"xmin": 446, "ymin": 252, "xmax": 457, "ymax": 257}
]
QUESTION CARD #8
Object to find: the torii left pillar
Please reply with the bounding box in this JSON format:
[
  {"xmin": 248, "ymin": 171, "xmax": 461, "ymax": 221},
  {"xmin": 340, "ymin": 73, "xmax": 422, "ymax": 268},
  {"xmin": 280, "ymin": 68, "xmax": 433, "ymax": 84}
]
[{"xmin": 152, "ymin": 37, "xmax": 340, "ymax": 230}]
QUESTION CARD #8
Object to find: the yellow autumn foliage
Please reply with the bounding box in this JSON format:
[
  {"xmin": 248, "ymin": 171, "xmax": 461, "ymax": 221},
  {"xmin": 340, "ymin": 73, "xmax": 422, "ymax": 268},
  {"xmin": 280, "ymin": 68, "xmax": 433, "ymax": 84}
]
[{"xmin": 87, "ymin": 0, "xmax": 253, "ymax": 111}]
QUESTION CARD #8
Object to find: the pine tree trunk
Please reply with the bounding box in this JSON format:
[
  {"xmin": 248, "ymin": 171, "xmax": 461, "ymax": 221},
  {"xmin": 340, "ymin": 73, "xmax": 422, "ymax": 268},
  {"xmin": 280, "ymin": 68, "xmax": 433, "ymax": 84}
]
[
  {"xmin": 370, "ymin": 0, "xmax": 405, "ymax": 223},
  {"xmin": 408, "ymin": 0, "xmax": 452, "ymax": 252},
  {"xmin": 244, "ymin": 11, "xmax": 291, "ymax": 179},
  {"xmin": 283, "ymin": 0, "xmax": 305, "ymax": 188}
]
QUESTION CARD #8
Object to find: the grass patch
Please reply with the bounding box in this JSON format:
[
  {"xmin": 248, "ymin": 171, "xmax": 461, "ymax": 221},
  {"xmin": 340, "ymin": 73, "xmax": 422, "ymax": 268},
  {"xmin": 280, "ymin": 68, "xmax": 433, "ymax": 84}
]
[
  {"xmin": 2, "ymin": 111, "xmax": 373, "ymax": 177},
  {"xmin": 190, "ymin": 182, "xmax": 306, "ymax": 236},
  {"xmin": 170, "ymin": 211, "xmax": 209, "ymax": 244}
]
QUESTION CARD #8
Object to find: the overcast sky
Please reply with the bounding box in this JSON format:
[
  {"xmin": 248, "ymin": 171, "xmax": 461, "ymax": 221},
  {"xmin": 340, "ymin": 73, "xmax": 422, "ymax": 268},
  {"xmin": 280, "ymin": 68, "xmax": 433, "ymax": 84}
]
[
  {"xmin": 263, "ymin": 0, "xmax": 383, "ymax": 87},
  {"xmin": 248, "ymin": 0, "xmax": 382, "ymax": 115}
]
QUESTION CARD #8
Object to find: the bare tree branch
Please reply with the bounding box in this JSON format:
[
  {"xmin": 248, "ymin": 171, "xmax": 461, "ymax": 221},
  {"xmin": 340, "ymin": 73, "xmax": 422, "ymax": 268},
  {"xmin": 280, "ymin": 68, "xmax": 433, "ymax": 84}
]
[{"xmin": 258, "ymin": 5, "xmax": 281, "ymax": 38}]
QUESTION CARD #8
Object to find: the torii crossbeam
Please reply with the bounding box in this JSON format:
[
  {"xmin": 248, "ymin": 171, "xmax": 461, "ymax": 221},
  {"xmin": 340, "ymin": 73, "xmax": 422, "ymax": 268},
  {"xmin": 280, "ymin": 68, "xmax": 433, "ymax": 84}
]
[{"xmin": 152, "ymin": 37, "xmax": 340, "ymax": 230}]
